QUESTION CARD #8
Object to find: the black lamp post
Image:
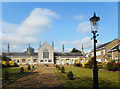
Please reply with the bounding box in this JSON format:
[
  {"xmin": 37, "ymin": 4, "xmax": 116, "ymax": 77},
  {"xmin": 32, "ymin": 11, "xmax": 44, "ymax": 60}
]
[{"xmin": 89, "ymin": 12, "xmax": 100, "ymax": 89}]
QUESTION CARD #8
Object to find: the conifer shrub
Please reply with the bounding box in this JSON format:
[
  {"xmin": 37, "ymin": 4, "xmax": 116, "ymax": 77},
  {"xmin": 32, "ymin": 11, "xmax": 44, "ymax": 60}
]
[
  {"xmin": 3, "ymin": 70, "xmax": 9, "ymax": 80},
  {"xmin": 28, "ymin": 65, "xmax": 31, "ymax": 70},
  {"xmin": 58, "ymin": 66, "xmax": 60, "ymax": 70},
  {"xmin": 67, "ymin": 71, "xmax": 73, "ymax": 80},
  {"xmin": 61, "ymin": 66, "xmax": 65, "ymax": 73},
  {"xmin": 56, "ymin": 65, "xmax": 59, "ymax": 68},
  {"xmin": 32, "ymin": 65, "xmax": 34, "ymax": 69},
  {"xmin": 20, "ymin": 67, "xmax": 24, "ymax": 73},
  {"xmin": 74, "ymin": 62, "xmax": 82, "ymax": 67}
]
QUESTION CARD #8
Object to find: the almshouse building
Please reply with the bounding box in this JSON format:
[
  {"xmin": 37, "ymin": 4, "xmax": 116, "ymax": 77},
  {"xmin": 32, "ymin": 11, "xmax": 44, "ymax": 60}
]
[
  {"xmin": 2, "ymin": 42, "xmax": 85, "ymax": 66},
  {"xmin": 91, "ymin": 38, "xmax": 120, "ymax": 63}
]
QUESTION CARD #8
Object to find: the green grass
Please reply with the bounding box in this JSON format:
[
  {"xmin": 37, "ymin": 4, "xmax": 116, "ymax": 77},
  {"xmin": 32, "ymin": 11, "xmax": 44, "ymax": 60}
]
[
  {"xmin": 55, "ymin": 67, "xmax": 118, "ymax": 88},
  {"xmin": 2, "ymin": 66, "xmax": 36, "ymax": 87}
]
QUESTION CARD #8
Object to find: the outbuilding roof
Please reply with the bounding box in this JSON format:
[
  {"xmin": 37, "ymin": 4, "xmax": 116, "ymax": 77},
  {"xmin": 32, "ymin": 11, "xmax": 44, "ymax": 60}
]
[
  {"xmin": 2, "ymin": 52, "xmax": 38, "ymax": 57},
  {"xmin": 2, "ymin": 52, "xmax": 85, "ymax": 57},
  {"xmin": 54, "ymin": 52, "xmax": 84, "ymax": 57}
]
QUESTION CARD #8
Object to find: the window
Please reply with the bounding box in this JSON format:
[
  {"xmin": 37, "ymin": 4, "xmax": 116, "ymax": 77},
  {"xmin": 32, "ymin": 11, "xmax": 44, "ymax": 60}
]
[
  {"xmin": 115, "ymin": 57, "xmax": 118, "ymax": 63},
  {"xmin": 22, "ymin": 59, "xmax": 25, "ymax": 63},
  {"xmin": 66, "ymin": 59, "xmax": 69, "ymax": 63},
  {"xmin": 56, "ymin": 60, "xmax": 59, "ymax": 63},
  {"xmin": 103, "ymin": 49, "xmax": 105, "ymax": 55},
  {"xmin": 61, "ymin": 60, "xmax": 64, "ymax": 65},
  {"xmin": 33, "ymin": 59, "xmax": 37, "ymax": 63},
  {"xmin": 72, "ymin": 60, "xmax": 75, "ymax": 64},
  {"xmin": 40, "ymin": 60, "xmax": 43, "ymax": 62},
  {"xmin": 48, "ymin": 60, "xmax": 52, "ymax": 62},
  {"xmin": 105, "ymin": 59, "xmax": 108, "ymax": 62},
  {"xmin": 43, "ymin": 49, "xmax": 49, "ymax": 58},
  {"xmin": 28, "ymin": 60, "xmax": 31, "ymax": 64},
  {"xmin": 14, "ymin": 60, "xmax": 16, "ymax": 62},
  {"xmin": 96, "ymin": 51, "xmax": 101, "ymax": 56},
  {"xmin": 97, "ymin": 58, "xmax": 101, "ymax": 62}
]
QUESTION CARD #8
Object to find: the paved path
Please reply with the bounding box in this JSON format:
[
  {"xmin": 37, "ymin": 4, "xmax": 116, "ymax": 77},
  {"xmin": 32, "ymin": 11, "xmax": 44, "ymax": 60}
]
[{"xmin": 3, "ymin": 67, "xmax": 64, "ymax": 89}]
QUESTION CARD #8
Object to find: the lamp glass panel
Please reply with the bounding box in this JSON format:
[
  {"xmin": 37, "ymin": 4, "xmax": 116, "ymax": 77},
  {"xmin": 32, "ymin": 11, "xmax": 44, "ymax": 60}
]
[{"xmin": 90, "ymin": 21, "xmax": 99, "ymax": 32}]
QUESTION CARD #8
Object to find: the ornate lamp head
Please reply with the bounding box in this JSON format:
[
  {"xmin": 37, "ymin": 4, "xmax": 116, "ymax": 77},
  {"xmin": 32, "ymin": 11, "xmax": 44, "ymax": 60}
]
[{"xmin": 89, "ymin": 12, "xmax": 100, "ymax": 32}]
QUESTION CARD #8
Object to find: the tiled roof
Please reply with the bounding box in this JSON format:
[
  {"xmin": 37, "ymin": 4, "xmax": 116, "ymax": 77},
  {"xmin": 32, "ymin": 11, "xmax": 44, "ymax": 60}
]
[
  {"xmin": 92, "ymin": 39, "xmax": 113, "ymax": 51},
  {"xmin": 96, "ymin": 41, "xmax": 111, "ymax": 49},
  {"xmin": 107, "ymin": 43, "xmax": 120, "ymax": 52},
  {"xmin": 2, "ymin": 52, "xmax": 38, "ymax": 57},
  {"xmin": 2, "ymin": 52, "xmax": 84, "ymax": 57},
  {"xmin": 54, "ymin": 52, "xmax": 84, "ymax": 57}
]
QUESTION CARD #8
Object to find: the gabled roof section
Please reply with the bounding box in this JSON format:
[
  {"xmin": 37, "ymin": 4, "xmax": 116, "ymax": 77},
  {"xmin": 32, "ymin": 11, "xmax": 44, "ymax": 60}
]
[
  {"xmin": 96, "ymin": 41, "xmax": 111, "ymax": 49},
  {"xmin": 38, "ymin": 41, "xmax": 52, "ymax": 50},
  {"xmin": 107, "ymin": 43, "xmax": 120, "ymax": 52},
  {"xmin": 92, "ymin": 38, "xmax": 119, "ymax": 51}
]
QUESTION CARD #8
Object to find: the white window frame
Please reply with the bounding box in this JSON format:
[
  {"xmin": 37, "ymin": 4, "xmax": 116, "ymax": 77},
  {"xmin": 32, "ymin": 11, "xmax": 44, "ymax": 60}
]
[
  {"xmin": 96, "ymin": 51, "xmax": 101, "ymax": 56},
  {"xmin": 103, "ymin": 49, "xmax": 105, "ymax": 55}
]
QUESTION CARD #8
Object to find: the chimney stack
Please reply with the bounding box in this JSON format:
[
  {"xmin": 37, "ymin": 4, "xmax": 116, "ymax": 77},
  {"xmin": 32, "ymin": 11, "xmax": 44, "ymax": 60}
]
[
  {"xmin": 7, "ymin": 43, "xmax": 10, "ymax": 54},
  {"xmin": 82, "ymin": 44, "xmax": 84, "ymax": 54},
  {"xmin": 39, "ymin": 41, "xmax": 41, "ymax": 48},
  {"xmin": 62, "ymin": 44, "xmax": 64, "ymax": 53},
  {"xmin": 52, "ymin": 41, "xmax": 54, "ymax": 49}
]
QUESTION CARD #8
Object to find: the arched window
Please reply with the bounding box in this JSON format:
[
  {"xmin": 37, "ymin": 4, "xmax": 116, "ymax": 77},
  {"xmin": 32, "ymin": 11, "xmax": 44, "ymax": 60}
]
[{"xmin": 43, "ymin": 49, "xmax": 49, "ymax": 58}]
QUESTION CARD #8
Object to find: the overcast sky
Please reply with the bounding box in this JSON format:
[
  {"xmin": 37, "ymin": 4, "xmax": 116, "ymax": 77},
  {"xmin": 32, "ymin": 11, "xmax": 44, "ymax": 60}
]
[{"xmin": 1, "ymin": 2, "xmax": 118, "ymax": 53}]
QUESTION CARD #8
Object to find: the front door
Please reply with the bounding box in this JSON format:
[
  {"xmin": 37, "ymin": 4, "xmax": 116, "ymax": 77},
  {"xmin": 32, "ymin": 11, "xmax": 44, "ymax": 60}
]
[
  {"xmin": 61, "ymin": 60, "xmax": 64, "ymax": 65},
  {"xmin": 28, "ymin": 60, "xmax": 31, "ymax": 65},
  {"xmin": 72, "ymin": 60, "xmax": 75, "ymax": 64}
]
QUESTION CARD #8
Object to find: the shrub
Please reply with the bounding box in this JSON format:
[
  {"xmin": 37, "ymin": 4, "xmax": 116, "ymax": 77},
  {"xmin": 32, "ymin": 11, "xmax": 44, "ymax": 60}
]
[
  {"xmin": 104, "ymin": 60, "xmax": 120, "ymax": 71},
  {"xmin": 97, "ymin": 63, "xmax": 103, "ymax": 69},
  {"xmin": 107, "ymin": 60, "xmax": 116, "ymax": 71},
  {"xmin": 74, "ymin": 59, "xmax": 82, "ymax": 67},
  {"xmin": 103, "ymin": 64, "xmax": 108, "ymax": 70},
  {"xmin": 61, "ymin": 66, "xmax": 65, "ymax": 73},
  {"xmin": 113, "ymin": 63, "xmax": 120, "ymax": 71},
  {"xmin": 58, "ymin": 66, "xmax": 61, "ymax": 70},
  {"xmin": 2, "ymin": 61, "xmax": 8, "ymax": 67},
  {"xmin": 15, "ymin": 62, "xmax": 19, "ymax": 67},
  {"xmin": 3, "ymin": 70, "xmax": 9, "ymax": 80},
  {"xmin": 56, "ymin": 65, "xmax": 59, "ymax": 68},
  {"xmin": 86, "ymin": 57, "xmax": 94, "ymax": 69},
  {"xmin": 20, "ymin": 67, "xmax": 24, "ymax": 73},
  {"xmin": 82, "ymin": 62, "xmax": 87, "ymax": 68},
  {"xmin": 67, "ymin": 71, "xmax": 73, "ymax": 80},
  {"xmin": 28, "ymin": 65, "xmax": 31, "ymax": 70},
  {"xmin": 32, "ymin": 65, "xmax": 34, "ymax": 69},
  {"xmin": 9, "ymin": 61, "xmax": 16, "ymax": 67},
  {"xmin": 74, "ymin": 62, "xmax": 82, "ymax": 67},
  {"xmin": 84, "ymin": 63, "xmax": 89, "ymax": 68},
  {"xmin": 66, "ymin": 63, "xmax": 69, "ymax": 65}
]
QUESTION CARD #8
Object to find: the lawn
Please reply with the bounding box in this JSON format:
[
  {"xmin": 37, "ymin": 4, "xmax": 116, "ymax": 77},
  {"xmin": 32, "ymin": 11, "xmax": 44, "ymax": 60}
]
[
  {"xmin": 55, "ymin": 67, "xmax": 119, "ymax": 88},
  {"xmin": 2, "ymin": 66, "xmax": 36, "ymax": 87}
]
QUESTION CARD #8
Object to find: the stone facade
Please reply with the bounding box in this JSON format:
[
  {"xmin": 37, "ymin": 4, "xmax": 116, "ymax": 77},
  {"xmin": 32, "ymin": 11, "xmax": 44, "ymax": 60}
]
[{"xmin": 2, "ymin": 42, "xmax": 85, "ymax": 66}]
